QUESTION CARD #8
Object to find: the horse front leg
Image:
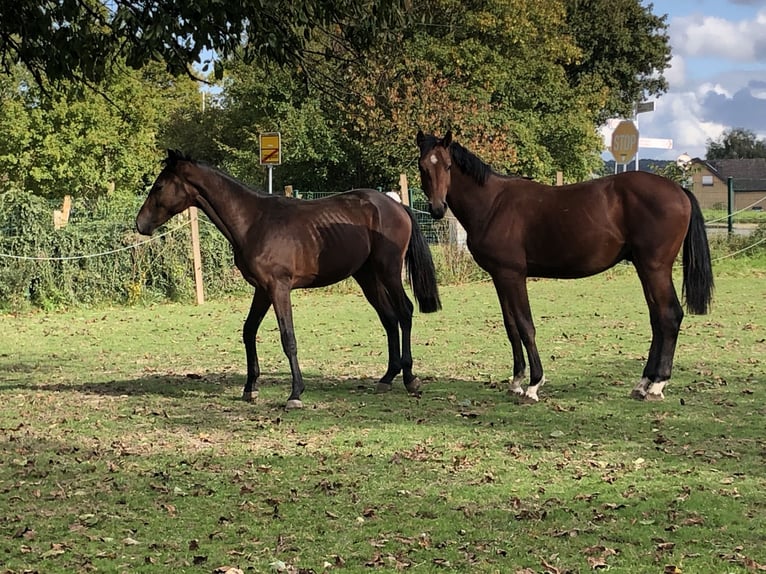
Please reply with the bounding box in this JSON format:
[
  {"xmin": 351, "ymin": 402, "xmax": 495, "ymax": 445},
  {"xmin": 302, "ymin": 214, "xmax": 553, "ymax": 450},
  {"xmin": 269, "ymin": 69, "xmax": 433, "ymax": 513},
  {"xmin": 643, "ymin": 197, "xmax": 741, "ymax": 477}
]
[
  {"xmin": 269, "ymin": 285, "xmax": 305, "ymax": 410},
  {"xmin": 493, "ymin": 281, "xmax": 527, "ymax": 398},
  {"xmin": 493, "ymin": 277, "xmax": 530, "ymax": 397},
  {"xmin": 494, "ymin": 272, "xmax": 544, "ymax": 403},
  {"xmin": 242, "ymin": 288, "xmax": 272, "ymax": 402}
]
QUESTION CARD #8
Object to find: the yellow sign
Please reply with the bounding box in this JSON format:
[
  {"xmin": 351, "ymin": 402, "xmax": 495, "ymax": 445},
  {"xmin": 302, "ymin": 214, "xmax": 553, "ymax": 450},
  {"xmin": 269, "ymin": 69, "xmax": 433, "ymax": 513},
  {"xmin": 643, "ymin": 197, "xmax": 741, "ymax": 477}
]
[{"xmin": 259, "ymin": 132, "xmax": 281, "ymax": 165}]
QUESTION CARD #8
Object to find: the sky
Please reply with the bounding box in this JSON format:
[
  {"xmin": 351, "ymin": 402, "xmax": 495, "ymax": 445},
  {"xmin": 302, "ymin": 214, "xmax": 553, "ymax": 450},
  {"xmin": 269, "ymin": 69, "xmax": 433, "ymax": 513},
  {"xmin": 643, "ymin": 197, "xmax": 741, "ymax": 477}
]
[{"xmin": 604, "ymin": 0, "xmax": 766, "ymax": 162}]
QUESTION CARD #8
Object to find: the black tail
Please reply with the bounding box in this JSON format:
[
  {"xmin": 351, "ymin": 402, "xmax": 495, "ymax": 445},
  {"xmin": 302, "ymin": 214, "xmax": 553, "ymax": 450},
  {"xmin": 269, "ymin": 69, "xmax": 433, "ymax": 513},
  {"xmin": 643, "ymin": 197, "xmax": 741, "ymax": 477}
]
[
  {"xmin": 682, "ymin": 188, "xmax": 714, "ymax": 314},
  {"xmin": 404, "ymin": 207, "xmax": 442, "ymax": 313}
]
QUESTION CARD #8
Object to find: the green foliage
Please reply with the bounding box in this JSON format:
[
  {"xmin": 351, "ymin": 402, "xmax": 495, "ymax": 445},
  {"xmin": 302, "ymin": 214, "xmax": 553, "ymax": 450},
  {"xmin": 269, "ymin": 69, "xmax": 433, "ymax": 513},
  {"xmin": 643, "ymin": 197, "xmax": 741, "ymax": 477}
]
[
  {"xmin": 0, "ymin": 63, "xmax": 201, "ymax": 200},
  {"xmin": 706, "ymin": 127, "xmax": 766, "ymax": 159},
  {"xmin": 0, "ymin": 191, "xmax": 248, "ymax": 311},
  {"xmin": 564, "ymin": 0, "xmax": 671, "ymax": 123},
  {"xmin": 1, "ymin": 0, "xmax": 411, "ymax": 86}
]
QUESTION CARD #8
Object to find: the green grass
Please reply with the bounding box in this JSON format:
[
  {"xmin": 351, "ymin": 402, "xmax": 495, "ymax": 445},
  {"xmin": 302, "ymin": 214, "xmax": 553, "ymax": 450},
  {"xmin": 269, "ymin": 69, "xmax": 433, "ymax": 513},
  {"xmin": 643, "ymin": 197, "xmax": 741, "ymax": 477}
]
[{"xmin": 1, "ymin": 264, "xmax": 765, "ymax": 573}]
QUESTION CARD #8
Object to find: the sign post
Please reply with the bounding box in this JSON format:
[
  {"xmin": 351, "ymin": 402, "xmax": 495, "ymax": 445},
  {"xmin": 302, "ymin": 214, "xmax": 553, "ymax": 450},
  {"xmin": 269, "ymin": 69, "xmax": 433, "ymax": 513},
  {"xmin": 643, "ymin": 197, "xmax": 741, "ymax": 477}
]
[
  {"xmin": 610, "ymin": 120, "xmax": 639, "ymax": 169},
  {"xmin": 259, "ymin": 132, "xmax": 281, "ymax": 194},
  {"xmin": 633, "ymin": 101, "xmax": 655, "ymax": 170}
]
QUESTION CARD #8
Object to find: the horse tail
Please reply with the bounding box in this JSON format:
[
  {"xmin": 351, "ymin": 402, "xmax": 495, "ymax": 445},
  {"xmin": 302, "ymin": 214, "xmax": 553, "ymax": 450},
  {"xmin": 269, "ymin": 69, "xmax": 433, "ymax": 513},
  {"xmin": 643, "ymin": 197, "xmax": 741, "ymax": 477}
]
[
  {"xmin": 404, "ymin": 206, "xmax": 442, "ymax": 313},
  {"xmin": 682, "ymin": 188, "xmax": 714, "ymax": 314}
]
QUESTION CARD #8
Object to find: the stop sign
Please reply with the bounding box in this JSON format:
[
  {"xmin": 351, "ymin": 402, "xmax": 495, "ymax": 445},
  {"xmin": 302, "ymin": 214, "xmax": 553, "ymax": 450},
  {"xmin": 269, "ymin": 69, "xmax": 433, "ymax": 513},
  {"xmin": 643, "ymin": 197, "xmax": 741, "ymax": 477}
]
[{"xmin": 610, "ymin": 120, "xmax": 639, "ymax": 164}]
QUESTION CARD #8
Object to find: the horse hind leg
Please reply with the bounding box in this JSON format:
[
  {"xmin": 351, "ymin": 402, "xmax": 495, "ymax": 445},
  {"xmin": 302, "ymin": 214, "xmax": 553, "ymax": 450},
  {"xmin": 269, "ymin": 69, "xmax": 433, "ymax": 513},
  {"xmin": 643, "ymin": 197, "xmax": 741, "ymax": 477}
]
[
  {"xmin": 353, "ymin": 268, "xmax": 407, "ymax": 393},
  {"xmin": 632, "ymin": 266, "xmax": 684, "ymax": 401}
]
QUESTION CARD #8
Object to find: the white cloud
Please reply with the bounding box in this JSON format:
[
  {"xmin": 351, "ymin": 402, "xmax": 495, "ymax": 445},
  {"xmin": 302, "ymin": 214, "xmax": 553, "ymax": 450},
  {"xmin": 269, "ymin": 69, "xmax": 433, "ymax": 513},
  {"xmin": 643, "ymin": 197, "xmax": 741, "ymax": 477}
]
[
  {"xmin": 671, "ymin": 10, "xmax": 766, "ymax": 61},
  {"xmin": 664, "ymin": 54, "xmax": 687, "ymax": 89}
]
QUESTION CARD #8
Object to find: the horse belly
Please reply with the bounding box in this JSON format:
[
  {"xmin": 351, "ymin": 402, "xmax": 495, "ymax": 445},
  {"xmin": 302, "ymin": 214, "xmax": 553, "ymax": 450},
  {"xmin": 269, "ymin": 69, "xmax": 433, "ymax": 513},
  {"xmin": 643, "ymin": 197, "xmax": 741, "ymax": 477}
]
[{"xmin": 526, "ymin": 237, "xmax": 627, "ymax": 279}]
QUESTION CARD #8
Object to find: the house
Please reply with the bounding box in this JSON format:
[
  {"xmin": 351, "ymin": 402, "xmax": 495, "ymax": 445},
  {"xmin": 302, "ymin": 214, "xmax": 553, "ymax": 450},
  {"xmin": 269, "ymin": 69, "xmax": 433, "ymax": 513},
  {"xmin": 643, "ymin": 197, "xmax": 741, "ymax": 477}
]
[{"xmin": 687, "ymin": 158, "xmax": 766, "ymax": 211}]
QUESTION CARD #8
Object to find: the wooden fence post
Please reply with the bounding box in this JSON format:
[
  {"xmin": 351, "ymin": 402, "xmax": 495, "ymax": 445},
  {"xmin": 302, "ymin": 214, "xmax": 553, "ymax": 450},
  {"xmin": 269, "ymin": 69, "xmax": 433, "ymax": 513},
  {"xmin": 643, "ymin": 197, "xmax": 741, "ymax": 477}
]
[
  {"xmin": 284, "ymin": 185, "xmax": 293, "ymax": 197},
  {"xmin": 399, "ymin": 173, "xmax": 409, "ymax": 206},
  {"xmin": 53, "ymin": 195, "xmax": 72, "ymax": 229},
  {"xmin": 188, "ymin": 207, "xmax": 205, "ymax": 305},
  {"xmin": 556, "ymin": 171, "xmax": 563, "ymax": 186}
]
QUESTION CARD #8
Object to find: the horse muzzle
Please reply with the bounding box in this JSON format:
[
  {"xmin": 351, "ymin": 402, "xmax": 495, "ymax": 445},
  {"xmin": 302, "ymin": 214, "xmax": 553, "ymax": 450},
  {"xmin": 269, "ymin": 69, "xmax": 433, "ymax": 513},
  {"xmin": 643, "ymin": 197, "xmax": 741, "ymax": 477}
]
[
  {"xmin": 428, "ymin": 202, "xmax": 447, "ymax": 220},
  {"xmin": 135, "ymin": 213, "xmax": 155, "ymax": 236}
]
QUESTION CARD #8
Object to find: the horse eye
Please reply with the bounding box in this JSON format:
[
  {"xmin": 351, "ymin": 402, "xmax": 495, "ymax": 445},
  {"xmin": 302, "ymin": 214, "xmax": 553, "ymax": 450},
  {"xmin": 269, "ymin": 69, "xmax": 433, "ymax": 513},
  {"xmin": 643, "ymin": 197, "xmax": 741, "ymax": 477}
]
[{"xmin": 446, "ymin": 164, "xmax": 452, "ymax": 171}]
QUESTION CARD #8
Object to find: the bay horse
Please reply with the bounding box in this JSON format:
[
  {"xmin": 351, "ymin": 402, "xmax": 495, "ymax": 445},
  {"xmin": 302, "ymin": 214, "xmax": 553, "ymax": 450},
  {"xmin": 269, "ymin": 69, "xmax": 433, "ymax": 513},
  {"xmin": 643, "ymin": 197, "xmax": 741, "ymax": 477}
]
[
  {"xmin": 136, "ymin": 149, "xmax": 441, "ymax": 409},
  {"xmin": 416, "ymin": 130, "xmax": 713, "ymax": 403}
]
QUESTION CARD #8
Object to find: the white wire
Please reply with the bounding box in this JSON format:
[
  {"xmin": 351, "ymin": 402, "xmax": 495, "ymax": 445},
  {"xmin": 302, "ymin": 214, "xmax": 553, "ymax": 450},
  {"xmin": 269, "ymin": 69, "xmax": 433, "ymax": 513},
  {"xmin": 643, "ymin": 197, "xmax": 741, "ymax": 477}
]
[
  {"xmin": 0, "ymin": 221, "xmax": 190, "ymax": 262},
  {"xmin": 705, "ymin": 194, "xmax": 766, "ymax": 223}
]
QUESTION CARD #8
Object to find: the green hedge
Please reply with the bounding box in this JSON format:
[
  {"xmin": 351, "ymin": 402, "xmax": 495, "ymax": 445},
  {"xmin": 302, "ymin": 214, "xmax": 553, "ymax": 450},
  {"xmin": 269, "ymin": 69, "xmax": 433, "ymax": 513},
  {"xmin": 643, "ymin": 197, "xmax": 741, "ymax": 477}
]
[
  {"xmin": 1, "ymin": 189, "xmax": 764, "ymax": 311},
  {"xmin": 0, "ymin": 190, "xmax": 248, "ymax": 311}
]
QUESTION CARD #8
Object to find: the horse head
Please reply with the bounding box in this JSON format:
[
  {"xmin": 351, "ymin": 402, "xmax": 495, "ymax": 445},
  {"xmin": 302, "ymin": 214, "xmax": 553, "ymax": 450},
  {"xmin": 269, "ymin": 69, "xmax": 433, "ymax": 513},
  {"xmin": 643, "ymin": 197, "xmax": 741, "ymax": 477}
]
[
  {"xmin": 416, "ymin": 130, "xmax": 452, "ymax": 219},
  {"xmin": 136, "ymin": 149, "xmax": 196, "ymax": 235}
]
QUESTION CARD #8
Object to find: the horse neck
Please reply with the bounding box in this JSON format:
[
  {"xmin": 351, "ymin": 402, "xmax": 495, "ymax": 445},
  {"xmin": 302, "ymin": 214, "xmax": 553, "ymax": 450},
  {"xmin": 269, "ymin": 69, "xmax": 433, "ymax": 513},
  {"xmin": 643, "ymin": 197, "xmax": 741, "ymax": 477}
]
[
  {"xmin": 447, "ymin": 170, "xmax": 500, "ymax": 234},
  {"xmin": 183, "ymin": 165, "xmax": 260, "ymax": 247}
]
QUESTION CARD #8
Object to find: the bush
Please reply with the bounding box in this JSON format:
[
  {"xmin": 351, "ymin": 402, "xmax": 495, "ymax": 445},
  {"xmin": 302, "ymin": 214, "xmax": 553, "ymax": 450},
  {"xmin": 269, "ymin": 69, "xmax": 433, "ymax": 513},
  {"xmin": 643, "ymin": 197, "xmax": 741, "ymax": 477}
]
[
  {"xmin": 1, "ymin": 189, "xmax": 763, "ymax": 311},
  {"xmin": 0, "ymin": 190, "xmax": 249, "ymax": 311}
]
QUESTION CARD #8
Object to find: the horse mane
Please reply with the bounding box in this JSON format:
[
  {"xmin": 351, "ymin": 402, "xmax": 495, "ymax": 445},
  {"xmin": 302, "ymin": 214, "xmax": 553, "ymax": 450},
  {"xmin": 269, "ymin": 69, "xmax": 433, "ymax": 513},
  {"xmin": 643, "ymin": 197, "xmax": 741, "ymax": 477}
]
[
  {"xmin": 449, "ymin": 141, "xmax": 493, "ymax": 185},
  {"xmin": 161, "ymin": 149, "xmax": 267, "ymax": 195},
  {"xmin": 418, "ymin": 133, "xmax": 513, "ymax": 186},
  {"xmin": 163, "ymin": 148, "xmax": 194, "ymax": 166}
]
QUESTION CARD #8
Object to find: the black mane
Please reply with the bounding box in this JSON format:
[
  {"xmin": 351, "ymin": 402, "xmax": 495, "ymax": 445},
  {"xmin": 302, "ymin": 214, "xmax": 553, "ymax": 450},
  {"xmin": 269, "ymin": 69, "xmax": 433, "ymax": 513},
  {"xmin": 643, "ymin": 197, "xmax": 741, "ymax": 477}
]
[
  {"xmin": 418, "ymin": 133, "xmax": 506, "ymax": 186},
  {"xmin": 449, "ymin": 141, "xmax": 494, "ymax": 186},
  {"xmin": 162, "ymin": 148, "xmax": 194, "ymax": 167}
]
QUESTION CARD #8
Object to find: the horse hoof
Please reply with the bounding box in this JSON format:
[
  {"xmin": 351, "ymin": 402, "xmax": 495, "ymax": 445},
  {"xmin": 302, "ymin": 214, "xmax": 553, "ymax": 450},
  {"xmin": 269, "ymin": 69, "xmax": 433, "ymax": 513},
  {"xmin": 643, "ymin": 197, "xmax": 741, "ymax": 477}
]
[
  {"xmin": 405, "ymin": 377, "xmax": 421, "ymax": 394},
  {"xmin": 518, "ymin": 394, "xmax": 539, "ymax": 405},
  {"xmin": 630, "ymin": 389, "xmax": 647, "ymax": 401},
  {"xmin": 285, "ymin": 399, "xmax": 304, "ymax": 410},
  {"xmin": 242, "ymin": 391, "xmax": 258, "ymax": 402},
  {"xmin": 645, "ymin": 392, "xmax": 665, "ymax": 401},
  {"xmin": 375, "ymin": 382, "xmax": 393, "ymax": 394}
]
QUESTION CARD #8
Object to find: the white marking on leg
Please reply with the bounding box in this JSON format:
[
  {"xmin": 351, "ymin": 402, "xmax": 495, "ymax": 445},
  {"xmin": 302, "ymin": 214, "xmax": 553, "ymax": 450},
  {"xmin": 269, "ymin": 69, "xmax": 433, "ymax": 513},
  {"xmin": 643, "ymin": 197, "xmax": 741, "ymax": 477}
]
[
  {"xmin": 523, "ymin": 376, "xmax": 545, "ymax": 403},
  {"xmin": 630, "ymin": 377, "xmax": 650, "ymax": 400},
  {"xmin": 646, "ymin": 380, "xmax": 667, "ymax": 401},
  {"xmin": 509, "ymin": 372, "xmax": 525, "ymax": 396}
]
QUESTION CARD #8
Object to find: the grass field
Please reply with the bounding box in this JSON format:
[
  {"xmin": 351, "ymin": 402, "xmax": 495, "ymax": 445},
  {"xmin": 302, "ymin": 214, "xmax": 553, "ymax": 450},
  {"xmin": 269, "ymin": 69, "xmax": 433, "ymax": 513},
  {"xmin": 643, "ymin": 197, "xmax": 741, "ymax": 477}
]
[{"xmin": 1, "ymin": 263, "xmax": 765, "ymax": 574}]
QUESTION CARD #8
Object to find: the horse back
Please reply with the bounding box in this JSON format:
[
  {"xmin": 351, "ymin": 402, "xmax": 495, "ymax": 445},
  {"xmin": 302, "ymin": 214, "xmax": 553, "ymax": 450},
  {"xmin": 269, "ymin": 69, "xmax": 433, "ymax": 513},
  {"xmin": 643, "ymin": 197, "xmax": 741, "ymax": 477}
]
[
  {"xmin": 475, "ymin": 171, "xmax": 692, "ymax": 278},
  {"xmin": 238, "ymin": 189, "xmax": 410, "ymax": 289}
]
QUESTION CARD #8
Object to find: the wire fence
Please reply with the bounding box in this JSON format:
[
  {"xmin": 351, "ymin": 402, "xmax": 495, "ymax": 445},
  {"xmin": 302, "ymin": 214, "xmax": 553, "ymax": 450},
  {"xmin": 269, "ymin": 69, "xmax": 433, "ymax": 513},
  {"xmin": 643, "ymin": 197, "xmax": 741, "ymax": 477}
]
[{"xmin": 0, "ymin": 185, "xmax": 764, "ymax": 309}]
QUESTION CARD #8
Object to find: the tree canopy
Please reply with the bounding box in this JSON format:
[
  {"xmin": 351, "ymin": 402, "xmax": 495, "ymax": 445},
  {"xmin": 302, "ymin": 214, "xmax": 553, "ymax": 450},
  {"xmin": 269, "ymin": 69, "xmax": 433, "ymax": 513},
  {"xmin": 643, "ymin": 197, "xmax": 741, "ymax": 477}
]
[
  {"xmin": 0, "ymin": 0, "xmax": 673, "ymax": 198},
  {"xmin": 0, "ymin": 63, "xmax": 201, "ymax": 199},
  {"xmin": 706, "ymin": 127, "xmax": 766, "ymax": 160},
  {"xmin": 0, "ymin": 0, "xmax": 410, "ymax": 86},
  {"xmin": 196, "ymin": 0, "xmax": 672, "ymax": 189}
]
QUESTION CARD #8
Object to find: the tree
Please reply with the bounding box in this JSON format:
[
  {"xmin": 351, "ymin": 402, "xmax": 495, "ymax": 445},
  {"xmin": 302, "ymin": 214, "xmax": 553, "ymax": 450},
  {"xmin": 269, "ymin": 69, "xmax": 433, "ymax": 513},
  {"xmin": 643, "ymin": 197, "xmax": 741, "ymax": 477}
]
[
  {"xmin": 706, "ymin": 127, "xmax": 766, "ymax": 159},
  {"xmin": 0, "ymin": 0, "xmax": 411, "ymax": 87},
  {"xmin": 198, "ymin": 0, "xmax": 672, "ymax": 189},
  {"xmin": 327, "ymin": 0, "xmax": 609, "ymax": 183},
  {"xmin": 0, "ymin": 63, "xmax": 201, "ymax": 199},
  {"xmin": 564, "ymin": 0, "xmax": 671, "ymax": 123}
]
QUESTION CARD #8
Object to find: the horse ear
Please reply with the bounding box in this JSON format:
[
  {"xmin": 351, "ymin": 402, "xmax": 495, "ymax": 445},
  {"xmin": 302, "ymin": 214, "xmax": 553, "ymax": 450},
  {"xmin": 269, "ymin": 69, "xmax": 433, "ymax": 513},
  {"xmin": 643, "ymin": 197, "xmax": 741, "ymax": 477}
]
[
  {"xmin": 416, "ymin": 130, "xmax": 425, "ymax": 146},
  {"xmin": 443, "ymin": 130, "xmax": 452, "ymax": 147}
]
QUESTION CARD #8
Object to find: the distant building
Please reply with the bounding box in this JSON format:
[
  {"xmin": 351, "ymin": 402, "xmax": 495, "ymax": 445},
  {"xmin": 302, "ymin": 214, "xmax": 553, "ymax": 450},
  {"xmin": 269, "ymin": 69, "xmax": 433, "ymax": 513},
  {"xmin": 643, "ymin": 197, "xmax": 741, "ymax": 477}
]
[{"xmin": 687, "ymin": 158, "xmax": 766, "ymax": 211}]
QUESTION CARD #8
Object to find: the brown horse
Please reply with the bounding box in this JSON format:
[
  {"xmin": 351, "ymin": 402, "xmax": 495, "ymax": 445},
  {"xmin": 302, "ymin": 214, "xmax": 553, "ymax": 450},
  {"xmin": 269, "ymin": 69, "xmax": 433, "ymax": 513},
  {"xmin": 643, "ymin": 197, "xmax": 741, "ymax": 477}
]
[
  {"xmin": 137, "ymin": 149, "xmax": 441, "ymax": 409},
  {"xmin": 416, "ymin": 130, "xmax": 713, "ymax": 403}
]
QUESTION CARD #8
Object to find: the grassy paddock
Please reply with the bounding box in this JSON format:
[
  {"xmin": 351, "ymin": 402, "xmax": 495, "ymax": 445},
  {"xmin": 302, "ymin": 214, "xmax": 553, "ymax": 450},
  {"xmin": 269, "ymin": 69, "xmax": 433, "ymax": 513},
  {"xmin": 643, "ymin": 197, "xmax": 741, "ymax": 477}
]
[{"xmin": 1, "ymin": 265, "xmax": 765, "ymax": 574}]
